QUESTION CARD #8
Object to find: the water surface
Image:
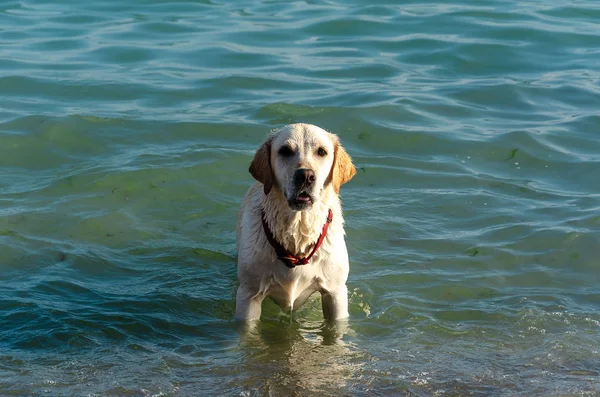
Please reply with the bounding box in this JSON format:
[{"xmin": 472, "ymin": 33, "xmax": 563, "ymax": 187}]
[{"xmin": 1, "ymin": 0, "xmax": 600, "ymax": 395}]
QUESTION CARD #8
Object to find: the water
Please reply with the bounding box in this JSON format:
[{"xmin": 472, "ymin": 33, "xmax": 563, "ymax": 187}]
[{"xmin": 1, "ymin": 0, "xmax": 600, "ymax": 395}]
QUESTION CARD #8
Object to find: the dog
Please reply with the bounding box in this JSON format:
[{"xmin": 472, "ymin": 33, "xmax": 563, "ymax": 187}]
[{"xmin": 236, "ymin": 123, "xmax": 356, "ymax": 321}]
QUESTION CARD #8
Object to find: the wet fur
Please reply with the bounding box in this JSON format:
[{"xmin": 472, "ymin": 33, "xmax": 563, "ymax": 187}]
[{"xmin": 236, "ymin": 123, "xmax": 356, "ymax": 321}]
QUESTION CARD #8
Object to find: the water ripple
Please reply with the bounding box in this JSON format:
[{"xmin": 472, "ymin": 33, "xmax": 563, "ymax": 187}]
[{"xmin": 1, "ymin": 0, "xmax": 600, "ymax": 395}]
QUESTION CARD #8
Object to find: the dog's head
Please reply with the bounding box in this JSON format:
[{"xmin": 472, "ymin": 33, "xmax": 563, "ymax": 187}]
[{"xmin": 249, "ymin": 124, "xmax": 356, "ymax": 211}]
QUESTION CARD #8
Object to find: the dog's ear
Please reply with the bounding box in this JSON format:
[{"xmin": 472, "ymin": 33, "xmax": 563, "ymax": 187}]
[
  {"xmin": 328, "ymin": 137, "xmax": 356, "ymax": 194},
  {"xmin": 249, "ymin": 138, "xmax": 274, "ymax": 195}
]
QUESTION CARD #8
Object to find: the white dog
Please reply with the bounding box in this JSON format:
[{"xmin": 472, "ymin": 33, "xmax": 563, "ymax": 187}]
[{"xmin": 236, "ymin": 123, "xmax": 356, "ymax": 321}]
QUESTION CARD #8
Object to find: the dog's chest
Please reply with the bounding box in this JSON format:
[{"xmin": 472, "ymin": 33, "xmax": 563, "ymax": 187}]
[
  {"xmin": 263, "ymin": 264, "xmax": 326, "ymax": 311},
  {"xmin": 269, "ymin": 211, "xmax": 326, "ymax": 256}
]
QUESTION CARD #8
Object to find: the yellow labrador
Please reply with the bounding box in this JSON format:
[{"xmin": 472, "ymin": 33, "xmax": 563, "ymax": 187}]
[{"xmin": 236, "ymin": 123, "xmax": 356, "ymax": 321}]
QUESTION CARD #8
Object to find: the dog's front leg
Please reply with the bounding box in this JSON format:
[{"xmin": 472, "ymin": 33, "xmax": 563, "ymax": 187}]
[
  {"xmin": 235, "ymin": 285, "xmax": 264, "ymax": 321},
  {"xmin": 321, "ymin": 284, "xmax": 349, "ymax": 321}
]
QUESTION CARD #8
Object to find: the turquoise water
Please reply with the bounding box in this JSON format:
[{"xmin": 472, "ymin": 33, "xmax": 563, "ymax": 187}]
[{"xmin": 1, "ymin": 0, "xmax": 600, "ymax": 395}]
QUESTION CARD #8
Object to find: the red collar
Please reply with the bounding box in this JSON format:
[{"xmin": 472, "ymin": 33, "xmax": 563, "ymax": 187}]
[{"xmin": 261, "ymin": 209, "xmax": 333, "ymax": 269}]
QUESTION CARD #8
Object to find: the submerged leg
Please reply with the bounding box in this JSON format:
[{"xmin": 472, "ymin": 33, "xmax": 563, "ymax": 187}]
[
  {"xmin": 235, "ymin": 286, "xmax": 265, "ymax": 321},
  {"xmin": 321, "ymin": 285, "xmax": 349, "ymax": 321}
]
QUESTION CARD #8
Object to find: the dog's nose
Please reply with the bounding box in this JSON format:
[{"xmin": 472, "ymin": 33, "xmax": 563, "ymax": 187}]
[{"xmin": 293, "ymin": 168, "xmax": 316, "ymax": 186}]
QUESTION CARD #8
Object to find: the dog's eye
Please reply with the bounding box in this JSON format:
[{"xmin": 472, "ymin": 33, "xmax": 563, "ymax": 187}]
[
  {"xmin": 317, "ymin": 147, "xmax": 327, "ymax": 157},
  {"xmin": 278, "ymin": 146, "xmax": 294, "ymax": 157}
]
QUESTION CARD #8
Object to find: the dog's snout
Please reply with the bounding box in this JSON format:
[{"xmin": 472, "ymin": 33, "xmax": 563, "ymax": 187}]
[{"xmin": 293, "ymin": 168, "xmax": 315, "ymax": 186}]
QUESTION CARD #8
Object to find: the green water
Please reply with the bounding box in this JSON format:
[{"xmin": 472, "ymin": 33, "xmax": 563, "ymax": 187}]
[{"xmin": 1, "ymin": 0, "xmax": 599, "ymax": 395}]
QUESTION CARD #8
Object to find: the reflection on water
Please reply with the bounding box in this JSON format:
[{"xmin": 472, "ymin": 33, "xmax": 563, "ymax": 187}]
[{"xmin": 235, "ymin": 318, "xmax": 365, "ymax": 395}]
